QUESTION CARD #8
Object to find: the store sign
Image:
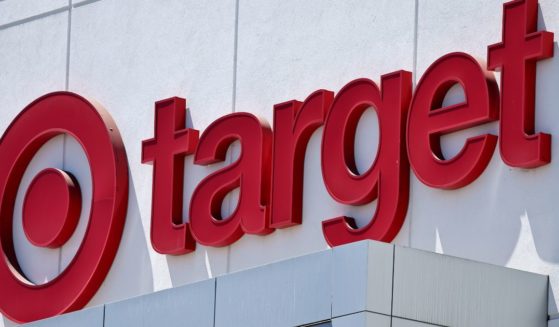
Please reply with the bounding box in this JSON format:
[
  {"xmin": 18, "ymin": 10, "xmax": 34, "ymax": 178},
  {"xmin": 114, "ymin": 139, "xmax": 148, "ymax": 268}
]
[{"xmin": 0, "ymin": 0, "xmax": 553, "ymax": 323}]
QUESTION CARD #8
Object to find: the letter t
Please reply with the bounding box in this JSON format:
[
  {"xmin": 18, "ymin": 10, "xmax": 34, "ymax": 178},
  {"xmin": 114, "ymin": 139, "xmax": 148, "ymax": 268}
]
[
  {"xmin": 142, "ymin": 97, "xmax": 199, "ymax": 255},
  {"xmin": 488, "ymin": 0, "xmax": 554, "ymax": 168}
]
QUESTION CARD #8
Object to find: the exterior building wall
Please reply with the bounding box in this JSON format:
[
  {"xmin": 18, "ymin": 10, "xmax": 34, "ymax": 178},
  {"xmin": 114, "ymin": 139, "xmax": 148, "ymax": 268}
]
[
  {"xmin": 22, "ymin": 241, "xmax": 550, "ymax": 327},
  {"xmin": 1, "ymin": 0, "xmax": 559, "ymax": 325}
]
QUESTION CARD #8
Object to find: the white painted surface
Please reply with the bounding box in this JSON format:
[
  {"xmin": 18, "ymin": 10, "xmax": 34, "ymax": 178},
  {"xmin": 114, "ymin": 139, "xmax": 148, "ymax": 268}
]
[
  {"xmin": 0, "ymin": 11, "xmax": 68, "ymax": 327},
  {"xmin": 410, "ymin": 0, "xmax": 559, "ymax": 318},
  {"xmin": 59, "ymin": 136, "xmax": 92, "ymax": 271},
  {"xmin": 12, "ymin": 137, "xmax": 63, "ymax": 285},
  {"xmin": 0, "ymin": 11, "xmax": 67, "ymax": 133},
  {"xmin": 68, "ymin": 0, "xmax": 238, "ymax": 299},
  {"xmin": 228, "ymin": 0, "xmax": 416, "ymax": 273},
  {"xmin": 2, "ymin": 0, "xmax": 559, "ymax": 325},
  {"xmin": 0, "ymin": 0, "xmax": 68, "ymax": 27}
]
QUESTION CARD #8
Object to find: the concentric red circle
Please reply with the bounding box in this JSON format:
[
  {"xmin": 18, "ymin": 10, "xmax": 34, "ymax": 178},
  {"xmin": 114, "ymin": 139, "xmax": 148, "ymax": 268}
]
[
  {"xmin": 22, "ymin": 168, "xmax": 81, "ymax": 248},
  {"xmin": 0, "ymin": 92, "xmax": 129, "ymax": 323}
]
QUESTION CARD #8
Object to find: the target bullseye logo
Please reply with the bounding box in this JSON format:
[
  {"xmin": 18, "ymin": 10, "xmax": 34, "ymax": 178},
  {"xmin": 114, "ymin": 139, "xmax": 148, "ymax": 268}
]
[{"xmin": 0, "ymin": 92, "xmax": 129, "ymax": 323}]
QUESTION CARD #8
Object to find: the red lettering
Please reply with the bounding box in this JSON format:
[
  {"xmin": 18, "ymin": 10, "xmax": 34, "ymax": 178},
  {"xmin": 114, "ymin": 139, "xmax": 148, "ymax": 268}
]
[
  {"xmin": 407, "ymin": 53, "xmax": 499, "ymax": 189},
  {"xmin": 270, "ymin": 90, "xmax": 333, "ymax": 228},
  {"xmin": 139, "ymin": 0, "xmax": 554, "ymax": 254},
  {"xmin": 321, "ymin": 71, "xmax": 412, "ymax": 246},
  {"xmin": 142, "ymin": 98, "xmax": 199, "ymax": 255},
  {"xmin": 189, "ymin": 113, "xmax": 273, "ymax": 246},
  {"xmin": 488, "ymin": 0, "xmax": 554, "ymax": 168}
]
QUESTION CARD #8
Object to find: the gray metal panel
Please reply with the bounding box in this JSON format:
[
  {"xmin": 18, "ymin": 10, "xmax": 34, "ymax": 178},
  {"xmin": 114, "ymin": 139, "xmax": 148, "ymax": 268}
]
[
  {"xmin": 392, "ymin": 246, "xmax": 548, "ymax": 327},
  {"xmin": 391, "ymin": 317, "xmax": 440, "ymax": 327},
  {"xmin": 21, "ymin": 243, "xmax": 553, "ymax": 326},
  {"xmin": 104, "ymin": 279, "xmax": 215, "ymax": 327},
  {"xmin": 215, "ymin": 250, "xmax": 331, "ymax": 327},
  {"xmin": 332, "ymin": 312, "xmax": 391, "ymax": 327},
  {"xmin": 23, "ymin": 306, "xmax": 104, "ymax": 327},
  {"xmin": 306, "ymin": 322, "xmax": 332, "ymax": 327},
  {"xmin": 332, "ymin": 241, "xmax": 394, "ymax": 317}
]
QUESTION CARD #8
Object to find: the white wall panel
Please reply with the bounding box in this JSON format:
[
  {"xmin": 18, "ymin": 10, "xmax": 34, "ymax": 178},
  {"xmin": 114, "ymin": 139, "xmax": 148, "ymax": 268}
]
[
  {"xmin": 0, "ymin": 11, "xmax": 69, "ymax": 327},
  {"xmin": 411, "ymin": 0, "xmax": 505, "ymax": 264},
  {"xmin": 67, "ymin": 0, "xmax": 238, "ymax": 304},
  {"xmin": 527, "ymin": 0, "xmax": 559, "ymax": 316},
  {"xmin": 411, "ymin": 0, "xmax": 559, "ymax": 317},
  {"xmin": 3, "ymin": 0, "xmax": 559, "ymax": 325},
  {"xmin": 0, "ymin": 11, "xmax": 68, "ymax": 134},
  {"xmin": 228, "ymin": 0, "xmax": 416, "ymax": 276},
  {"xmin": 59, "ymin": 136, "xmax": 91, "ymax": 271},
  {"xmin": 12, "ymin": 137, "xmax": 64, "ymax": 285},
  {"xmin": 0, "ymin": 0, "xmax": 68, "ymax": 27},
  {"xmin": 235, "ymin": 0, "xmax": 416, "ymax": 123}
]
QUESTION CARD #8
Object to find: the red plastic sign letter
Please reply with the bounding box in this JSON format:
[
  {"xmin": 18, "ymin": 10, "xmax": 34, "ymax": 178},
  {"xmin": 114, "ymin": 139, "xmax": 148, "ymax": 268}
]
[
  {"xmin": 407, "ymin": 53, "xmax": 499, "ymax": 189},
  {"xmin": 321, "ymin": 71, "xmax": 412, "ymax": 247},
  {"xmin": 142, "ymin": 97, "xmax": 199, "ymax": 255},
  {"xmin": 270, "ymin": 90, "xmax": 333, "ymax": 228},
  {"xmin": 488, "ymin": 0, "xmax": 554, "ymax": 168},
  {"xmin": 190, "ymin": 113, "xmax": 273, "ymax": 246}
]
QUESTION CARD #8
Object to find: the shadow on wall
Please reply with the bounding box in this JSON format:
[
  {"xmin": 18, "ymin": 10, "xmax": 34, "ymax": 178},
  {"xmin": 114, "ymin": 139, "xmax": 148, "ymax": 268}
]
[
  {"xmin": 165, "ymin": 154, "xmax": 232, "ymax": 287},
  {"xmin": 164, "ymin": 107, "xmax": 233, "ymax": 287},
  {"xmin": 1, "ymin": 146, "xmax": 153, "ymax": 325},
  {"xmin": 111, "ymin": 43, "xmax": 559, "ymax": 319},
  {"xmin": 87, "ymin": 176, "xmax": 154, "ymax": 306},
  {"xmin": 413, "ymin": 3, "xmax": 559, "ymax": 265},
  {"xmin": 164, "ymin": 43, "xmax": 559, "ymax": 287},
  {"xmin": 528, "ymin": 13, "xmax": 559, "ymax": 265},
  {"xmin": 412, "ymin": 40, "xmax": 559, "ymax": 313}
]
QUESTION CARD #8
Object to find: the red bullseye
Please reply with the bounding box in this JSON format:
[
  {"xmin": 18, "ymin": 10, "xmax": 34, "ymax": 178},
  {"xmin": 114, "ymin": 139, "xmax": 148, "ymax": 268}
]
[
  {"xmin": 22, "ymin": 168, "xmax": 81, "ymax": 248},
  {"xmin": 0, "ymin": 92, "xmax": 129, "ymax": 323}
]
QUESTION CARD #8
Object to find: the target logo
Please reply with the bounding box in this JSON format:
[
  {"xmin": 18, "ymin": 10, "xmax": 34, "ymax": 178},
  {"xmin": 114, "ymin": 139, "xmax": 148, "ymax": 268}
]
[
  {"xmin": 0, "ymin": 92, "xmax": 129, "ymax": 323},
  {"xmin": 0, "ymin": 0, "xmax": 552, "ymax": 323}
]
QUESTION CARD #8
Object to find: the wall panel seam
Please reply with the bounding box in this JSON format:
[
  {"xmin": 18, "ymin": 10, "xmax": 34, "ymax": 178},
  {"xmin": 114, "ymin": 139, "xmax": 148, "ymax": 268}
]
[{"xmin": 0, "ymin": 6, "xmax": 69, "ymax": 31}]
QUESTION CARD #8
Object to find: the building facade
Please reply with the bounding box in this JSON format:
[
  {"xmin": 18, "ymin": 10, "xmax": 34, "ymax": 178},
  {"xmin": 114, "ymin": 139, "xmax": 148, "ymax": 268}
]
[{"xmin": 1, "ymin": 0, "xmax": 559, "ymax": 326}]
